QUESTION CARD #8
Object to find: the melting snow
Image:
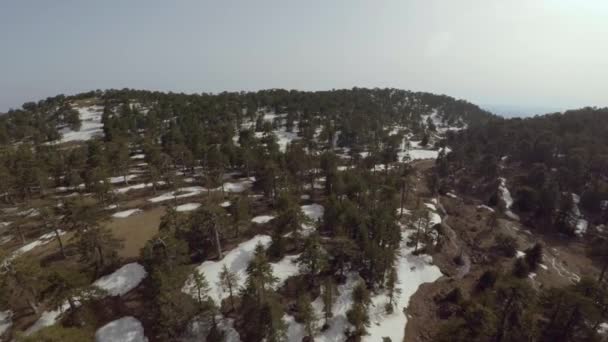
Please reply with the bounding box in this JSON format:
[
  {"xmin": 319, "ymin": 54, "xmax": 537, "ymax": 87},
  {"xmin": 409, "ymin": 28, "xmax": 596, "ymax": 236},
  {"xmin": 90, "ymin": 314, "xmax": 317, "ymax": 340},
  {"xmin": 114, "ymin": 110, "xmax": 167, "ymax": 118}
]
[
  {"xmin": 112, "ymin": 209, "xmax": 142, "ymax": 218},
  {"xmin": 175, "ymin": 203, "xmax": 201, "ymax": 212},
  {"xmin": 93, "ymin": 263, "xmax": 147, "ymax": 296},
  {"xmin": 477, "ymin": 205, "xmax": 495, "ymax": 212},
  {"xmin": 286, "ymin": 228, "xmax": 442, "ymax": 342},
  {"xmin": 223, "ymin": 177, "xmax": 255, "ymax": 193},
  {"xmin": 363, "ymin": 229, "xmax": 442, "ymax": 342},
  {"xmin": 219, "ymin": 201, "xmax": 231, "ymax": 208},
  {"xmin": 26, "ymin": 263, "xmax": 147, "ymax": 335},
  {"xmin": 115, "ymin": 182, "xmax": 165, "ymax": 194},
  {"xmin": 301, "ymin": 204, "xmax": 324, "ymax": 234},
  {"xmin": 301, "ymin": 204, "xmax": 324, "ymax": 221},
  {"xmin": 148, "ymin": 186, "xmax": 206, "ymax": 203},
  {"xmin": 109, "ymin": 175, "xmax": 138, "ymax": 184},
  {"xmin": 251, "ymin": 215, "xmax": 275, "ymax": 224},
  {"xmin": 9, "ymin": 230, "xmax": 65, "ymax": 259},
  {"xmin": 498, "ymin": 178, "xmax": 519, "ymax": 220},
  {"xmin": 183, "ymin": 235, "xmax": 272, "ymax": 304},
  {"xmin": 57, "ymin": 106, "xmax": 104, "ymax": 143},
  {"xmin": 0, "ymin": 310, "xmax": 12, "ymax": 336},
  {"xmin": 95, "ymin": 316, "xmax": 148, "ymax": 342},
  {"xmin": 183, "ymin": 235, "xmax": 299, "ymax": 305}
]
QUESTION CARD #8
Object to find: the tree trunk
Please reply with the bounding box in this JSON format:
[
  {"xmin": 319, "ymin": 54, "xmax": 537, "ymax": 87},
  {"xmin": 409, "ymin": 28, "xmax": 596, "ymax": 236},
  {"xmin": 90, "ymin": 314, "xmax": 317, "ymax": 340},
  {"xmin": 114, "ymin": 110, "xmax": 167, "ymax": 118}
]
[
  {"xmin": 54, "ymin": 228, "xmax": 66, "ymax": 258},
  {"xmin": 97, "ymin": 246, "xmax": 105, "ymax": 273},
  {"xmin": 400, "ymin": 184, "xmax": 405, "ymax": 218},
  {"xmin": 495, "ymin": 293, "xmax": 515, "ymax": 342},
  {"xmin": 27, "ymin": 298, "xmax": 39, "ymax": 315},
  {"xmin": 599, "ymin": 260, "xmax": 608, "ymax": 282},
  {"xmin": 214, "ymin": 224, "xmax": 223, "ymax": 259},
  {"xmin": 17, "ymin": 226, "xmax": 26, "ymax": 244},
  {"xmin": 228, "ymin": 283, "xmax": 236, "ymax": 311}
]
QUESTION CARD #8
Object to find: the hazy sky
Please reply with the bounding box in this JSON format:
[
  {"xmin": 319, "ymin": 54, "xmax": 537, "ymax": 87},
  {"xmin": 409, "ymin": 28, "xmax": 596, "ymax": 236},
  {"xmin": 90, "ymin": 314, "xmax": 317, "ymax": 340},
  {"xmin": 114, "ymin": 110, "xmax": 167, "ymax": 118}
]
[{"xmin": 1, "ymin": 0, "xmax": 607, "ymax": 115}]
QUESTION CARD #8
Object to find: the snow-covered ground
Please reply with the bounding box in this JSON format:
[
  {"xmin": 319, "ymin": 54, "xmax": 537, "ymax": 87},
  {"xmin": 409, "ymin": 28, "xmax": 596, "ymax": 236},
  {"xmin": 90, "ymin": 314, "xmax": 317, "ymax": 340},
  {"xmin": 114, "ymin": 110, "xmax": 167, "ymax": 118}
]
[
  {"xmin": 425, "ymin": 203, "xmax": 442, "ymax": 226},
  {"xmin": 285, "ymin": 226, "xmax": 442, "ymax": 342},
  {"xmin": 115, "ymin": 181, "xmax": 165, "ymax": 194},
  {"xmin": 498, "ymin": 177, "xmax": 519, "ymax": 220},
  {"xmin": 0, "ymin": 310, "xmax": 12, "ymax": 336},
  {"xmin": 8, "ymin": 230, "xmax": 65, "ymax": 260},
  {"xmin": 57, "ymin": 106, "xmax": 104, "ymax": 143},
  {"xmin": 93, "ymin": 262, "xmax": 148, "ymax": 296},
  {"xmin": 175, "ymin": 203, "xmax": 201, "ymax": 212},
  {"xmin": 183, "ymin": 316, "xmax": 241, "ymax": 342},
  {"xmin": 363, "ymin": 229, "xmax": 442, "ymax": 342},
  {"xmin": 301, "ymin": 204, "xmax": 324, "ymax": 234},
  {"xmin": 477, "ymin": 204, "xmax": 495, "ymax": 212},
  {"xmin": 109, "ymin": 175, "xmax": 138, "ymax": 184},
  {"xmin": 183, "ymin": 234, "xmax": 300, "ymax": 304},
  {"xmin": 271, "ymin": 254, "xmax": 300, "ymax": 285},
  {"xmin": 219, "ymin": 201, "xmax": 231, "ymax": 208},
  {"xmin": 301, "ymin": 204, "xmax": 324, "ymax": 222},
  {"xmin": 570, "ymin": 193, "xmax": 589, "ymax": 236},
  {"xmin": 285, "ymin": 274, "xmax": 361, "ymax": 342},
  {"xmin": 183, "ymin": 235, "xmax": 271, "ymax": 304},
  {"xmin": 25, "ymin": 303, "xmax": 70, "ymax": 335},
  {"xmin": 95, "ymin": 316, "xmax": 148, "ymax": 342},
  {"xmin": 112, "ymin": 209, "xmax": 142, "ymax": 218},
  {"xmin": 148, "ymin": 186, "xmax": 206, "ymax": 203},
  {"xmin": 251, "ymin": 215, "xmax": 275, "ymax": 224},
  {"xmin": 223, "ymin": 177, "xmax": 255, "ymax": 193},
  {"xmin": 25, "ymin": 263, "xmax": 147, "ymax": 335}
]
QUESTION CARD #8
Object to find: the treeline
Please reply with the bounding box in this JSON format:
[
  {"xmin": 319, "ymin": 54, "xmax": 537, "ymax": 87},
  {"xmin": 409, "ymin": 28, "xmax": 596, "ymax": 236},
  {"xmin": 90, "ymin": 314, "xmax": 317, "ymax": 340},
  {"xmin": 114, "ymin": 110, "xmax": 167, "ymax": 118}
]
[{"xmin": 0, "ymin": 87, "xmax": 494, "ymax": 146}]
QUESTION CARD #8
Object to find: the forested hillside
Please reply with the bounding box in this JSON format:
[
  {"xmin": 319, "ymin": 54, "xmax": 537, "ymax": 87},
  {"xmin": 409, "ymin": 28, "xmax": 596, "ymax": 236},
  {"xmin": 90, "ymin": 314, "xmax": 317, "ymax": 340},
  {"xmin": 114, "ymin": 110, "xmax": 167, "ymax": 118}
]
[
  {"xmin": 1, "ymin": 88, "xmax": 607, "ymax": 342},
  {"xmin": 439, "ymin": 108, "xmax": 608, "ymax": 235}
]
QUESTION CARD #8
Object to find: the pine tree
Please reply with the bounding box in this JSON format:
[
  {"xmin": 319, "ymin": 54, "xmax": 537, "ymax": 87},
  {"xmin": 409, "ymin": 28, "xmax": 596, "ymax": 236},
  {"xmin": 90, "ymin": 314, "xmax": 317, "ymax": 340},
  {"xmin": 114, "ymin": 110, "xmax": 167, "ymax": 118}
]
[
  {"xmin": 244, "ymin": 243, "xmax": 278, "ymax": 303},
  {"xmin": 385, "ymin": 266, "xmax": 401, "ymax": 313},
  {"xmin": 230, "ymin": 195, "xmax": 251, "ymax": 238},
  {"xmin": 347, "ymin": 282, "xmax": 371, "ymax": 339},
  {"xmin": 2, "ymin": 255, "xmax": 49, "ymax": 314},
  {"xmin": 297, "ymin": 293, "xmax": 317, "ymax": 339},
  {"xmin": 219, "ymin": 264, "xmax": 240, "ymax": 311},
  {"xmin": 524, "ymin": 243, "xmax": 543, "ymax": 271},
  {"xmin": 46, "ymin": 267, "xmax": 104, "ymax": 326},
  {"xmin": 39, "ymin": 205, "xmax": 67, "ymax": 258},
  {"xmin": 73, "ymin": 224, "xmax": 124, "ymax": 276},
  {"xmin": 189, "ymin": 204, "xmax": 226, "ymax": 259},
  {"xmin": 321, "ymin": 277, "xmax": 337, "ymax": 327},
  {"xmin": 297, "ymin": 233, "xmax": 328, "ymax": 278}
]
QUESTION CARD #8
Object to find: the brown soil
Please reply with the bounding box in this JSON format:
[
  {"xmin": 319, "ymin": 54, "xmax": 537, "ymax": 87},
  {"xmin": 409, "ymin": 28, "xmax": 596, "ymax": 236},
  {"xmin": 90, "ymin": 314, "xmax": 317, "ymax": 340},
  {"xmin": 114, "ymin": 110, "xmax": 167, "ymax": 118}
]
[
  {"xmin": 105, "ymin": 206, "xmax": 165, "ymax": 258},
  {"xmin": 402, "ymin": 162, "xmax": 602, "ymax": 342}
]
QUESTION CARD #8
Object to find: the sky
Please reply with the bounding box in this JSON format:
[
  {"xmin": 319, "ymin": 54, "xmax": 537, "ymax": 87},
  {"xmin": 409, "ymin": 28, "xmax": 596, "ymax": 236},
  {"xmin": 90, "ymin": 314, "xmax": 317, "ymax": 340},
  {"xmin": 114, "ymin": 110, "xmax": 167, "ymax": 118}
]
[{"xmin": 1, "ymin": 0, "xmax": 607, "ymax": 116}]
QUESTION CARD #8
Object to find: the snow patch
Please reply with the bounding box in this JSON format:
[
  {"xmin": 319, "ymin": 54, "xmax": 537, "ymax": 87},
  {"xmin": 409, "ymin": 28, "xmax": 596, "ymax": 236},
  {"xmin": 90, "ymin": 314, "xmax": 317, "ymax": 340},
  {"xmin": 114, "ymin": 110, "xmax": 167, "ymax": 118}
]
[
  {"xmin": 0, "ymin": 310, "xmax": 12, "ymax": 336},
  {"xmin": 95, "ymin": 316, "xmax": 148, "ymax": 342},
  {"xmin": 175, "ymin": 203, "xmax": 201, "ymax": 212},
  {"xmin": 112, "ymin": 209, "xmax": 142, "ymax": 218},
  {"xmin": 251, "ymin": 215, "xmax": 275, "ymax": 224},
  {"xmin": 148, "ymin": 186, "xmax": 206, "ymax": 203},
  {"xmin": 57, "ymin": 106, "xmax": 104, "ymax": 143},
  {"xmin": 93, "ymin": 263, "xmax": 147, "ymax": 296},
  {"xmin": 477, "ymin": 205, "xmax": 495, "ymax": 212},
  {"xmin": 498, "ymin": 177, "xmax": 519, "ymax": 220},
  {"xmin": 183, "ymin": 235, "xmax": 272, "ymax": 304},
  {"xmin": 223, "ymin": 177, "xmax": 255, "ymax": 193}
]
